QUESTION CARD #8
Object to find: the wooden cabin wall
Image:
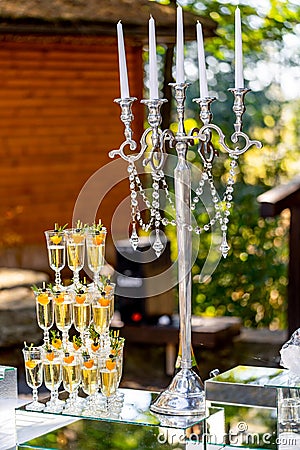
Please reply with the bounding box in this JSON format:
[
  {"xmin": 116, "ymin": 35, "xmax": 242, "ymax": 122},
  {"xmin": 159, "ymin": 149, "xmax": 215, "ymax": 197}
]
[{"xmin": 0, "ymin": 35, "xmax": 144, "ymax": 272}]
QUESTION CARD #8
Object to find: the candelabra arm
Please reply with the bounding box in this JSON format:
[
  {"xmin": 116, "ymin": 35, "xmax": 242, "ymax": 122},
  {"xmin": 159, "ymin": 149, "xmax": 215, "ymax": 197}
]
[
  {"xmin": 109, "ymin": 97, "xmax": 143, "ymax": 162},
  {"xmin": 229, "ymin": 87, "xmax": 249, "ymax": 133},
  {"xmin": 192, "ymin": 97, "xmax": 218, "ymax": 163},
  {"xmin": 192, "ymin": 90, "xmax": 262, "ymax": 158},
  {"xmin": 141, "ymin": 98, "xmax": 168, "ymax": 171},
  {"xmin": 193, "ymin": 96, "xmax": 216, "ymax": 126},
  {"xmin": 169, "ymin": 82, "xmax": 190, "ymax": 136},
  {"xmin": 229, "ymin": 88, "xmax": 263, "ymax": 152}
]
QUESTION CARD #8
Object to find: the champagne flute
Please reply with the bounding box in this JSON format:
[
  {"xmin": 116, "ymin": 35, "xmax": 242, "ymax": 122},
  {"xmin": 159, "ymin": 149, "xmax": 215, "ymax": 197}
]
[
  {"xmin": 92, "ymin": 294, "xmax": 110, "ymax": 336},
  {"xmin": 86, "ymin": 223, "xmax": 107, "ymax": 286},
  {"xmin": 53, "ymin": 289, "xmax": 73, "ymax": 347},
  {"xmin": 22, "ymin": 345, "xmax": 44, "ymax": 411},
  {"xmin": 73, "ymin": 287, "xmax": 91, "ymax": 344},
  {"xmin": 99, "ymin": 357, "xmax": 119, "ymax": 414},
  {"xmin": 100, "ymin": 277, "xmax": 115, "ymax": 324},
  {"xmin": 62, "ymin": 352, "xmax": 82, "ymax": 415},
  {"xmin": 110, "ymin": 332, "xmax": 125, "ymax": 387},
  {"xmin": 81, "ymin": 353, "xmax": 99, "ymax": 417},
  {"xmin": 43, "ymin": 348, "xmax": 63, "ymax": 413},
  {"xmin": 32, "ymin": 285, "xmax": 54, "ymax": 345},
  {"xmin": 65, "ymin": 226, "xmax": 86, "ymax": 286},
  {"xmin": 45, "ymin": 226, "xmax": 66, "ymax": 288}
]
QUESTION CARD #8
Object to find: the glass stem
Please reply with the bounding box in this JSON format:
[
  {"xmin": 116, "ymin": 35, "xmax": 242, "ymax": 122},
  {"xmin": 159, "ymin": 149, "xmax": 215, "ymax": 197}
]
[
  {"xmin": 55, "ymin": 270, "xmax": 61, "ymax": 287},
  {"xmin": 62, "ymin": 330, "xmax": 69, "ymax": 348},
  {"xmin": 43, "ymin": 329, "xmax": 50, "ymax": 346},
  {"xmin": 32, "ymin": 387, "xmax": 38, "ymax": 403},
  {"xmin": 52, "ymin": 388, "xmax": 58, "ymax": 402},
  {"xmin": 73, "ymin": 270, "xmax": 80, "ymax": 286},
  {"xmin": 94, "ymin": 272, "xmax": 100, "ymax": 286}
]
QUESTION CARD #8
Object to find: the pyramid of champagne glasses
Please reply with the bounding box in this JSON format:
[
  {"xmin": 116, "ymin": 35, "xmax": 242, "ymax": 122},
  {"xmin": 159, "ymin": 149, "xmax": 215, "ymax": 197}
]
[{"xmin": 23, "ymin": 221, "xmax": 125, "ymax": 418}]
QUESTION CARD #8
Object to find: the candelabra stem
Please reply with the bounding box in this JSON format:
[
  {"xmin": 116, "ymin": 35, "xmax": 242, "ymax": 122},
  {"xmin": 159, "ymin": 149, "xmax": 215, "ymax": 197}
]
[
  {"xmin": 150, "ymin": 85, "xmax": 205, "ymax": 416},
  {"xmin": 175, "ymin": 144, "xmax": 192, "ymax": 370}
]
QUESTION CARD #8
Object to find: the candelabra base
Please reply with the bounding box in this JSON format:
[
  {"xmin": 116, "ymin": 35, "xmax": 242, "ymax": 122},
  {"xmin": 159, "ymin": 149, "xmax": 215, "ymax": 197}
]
[{"xmin": 150, "ymin": 368, "xmax": 206, "ymax": 416}]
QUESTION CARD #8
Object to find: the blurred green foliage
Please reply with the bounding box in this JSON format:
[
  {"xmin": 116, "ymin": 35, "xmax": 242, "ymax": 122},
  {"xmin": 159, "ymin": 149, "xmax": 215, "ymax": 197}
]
[
  {"xmin": 22, "ymin": 419, "xmax": 187, "ymax": 449},
  {"xmin": 156, "ymin": 0, "xmax": 300, "ymax": 329}
]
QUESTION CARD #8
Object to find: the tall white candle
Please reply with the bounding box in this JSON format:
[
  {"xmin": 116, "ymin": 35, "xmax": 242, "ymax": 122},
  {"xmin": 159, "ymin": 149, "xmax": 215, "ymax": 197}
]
[
  {"xmin": 117, "ymin": 21, "xmax": 130, "ymax": 99},
  {"xmin": 149, "ymin": 15, "xmax": 159, "ymax": 99},
  {"xmin": 196, "ymin": 21, "xmax": 208, "ymax": 98},
  {"xmin": 176, "ymin": 5, "xmax": 185, "ymax": 84},
  {"xmin": 235, "ymin": 7, "xmax": 244, "ymax": 89}
]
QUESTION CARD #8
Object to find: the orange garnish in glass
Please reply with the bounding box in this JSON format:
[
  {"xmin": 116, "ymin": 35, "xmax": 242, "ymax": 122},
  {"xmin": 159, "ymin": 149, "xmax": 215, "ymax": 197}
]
[
  {"xmin": 50, "ymin": 235, "xmax": 62, "ymax": 245},
  {"xmin": 99, "ymin": 297, "xmax": 110, "ymax": 307},
  {"xmin": 75, "ymin": 294, "xmax": 86, "ymax": 304},
  {"xmin": 91, "ymin": 343, "xmax": 100, "ymax": 352},
  {"xmin": 37, "ymin": 293, "xmax": 50, "ymax": 305},
  {"xmin": 84, "ymin": 359, "xmax": 94, "ymax": 369},
  {"xmin": 72, "ymin": 234, "xmax": 84, "ymax": 244},
  {"xmin": 104, "ymin": 285, "xmax": 113, "ymax": 294},
  {"xmin": 63, "ymin": 355, "xmax": 74, "ymax": 364},
  {"xmin": 105, "ymin": 359, "xmax": 116, "ymax": 371},
  {"xmin": 92, "ymin": 235, "xmax": 104, "ymax": 246},
  {"xmin": 52, "ymin": 338, "xmax": 62, "ymax": 349},
  {"xmin": 54, "ymin": 294, "xmax": 64, "ymax": 304},
  {"xmin": 25, "ymin": 360, "xmax": 37, "ymax": 369},
  {"xmin": 46, "ymin": 352, "xmax": 55, "ymax": 361}
]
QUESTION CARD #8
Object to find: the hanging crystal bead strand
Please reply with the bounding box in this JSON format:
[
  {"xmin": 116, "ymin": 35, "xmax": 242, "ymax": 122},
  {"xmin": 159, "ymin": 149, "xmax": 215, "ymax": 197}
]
[
  {"xmin": 128, "ymin": 162, "xmax": 139, "ymax": 250},
  {"xmin": 150, "ymin": 172, "xmax": 164, "ymax": 257},
  {"xmin": 219, "ymin": 154, "xmax": 238, "ymax": 257}
]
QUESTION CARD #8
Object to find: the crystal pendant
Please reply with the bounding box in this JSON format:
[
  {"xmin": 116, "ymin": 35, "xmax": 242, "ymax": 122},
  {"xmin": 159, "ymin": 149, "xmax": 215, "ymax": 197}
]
[
  {"xmin": 152, "ymin": 230, "xmax": 164, "ymax": 258},
  {"xmin": 220, "ymin": 232, "xmax": 230, "ymax": 258},
  {"xmin": 130, "ymin": 224, "xmax": 139, "ymax": 250}
]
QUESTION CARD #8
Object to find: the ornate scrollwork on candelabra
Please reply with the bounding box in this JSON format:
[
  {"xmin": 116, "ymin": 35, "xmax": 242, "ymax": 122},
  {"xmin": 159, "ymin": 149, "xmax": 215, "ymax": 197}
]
[{"xmin": 109, "ymin": 84, "xmax": 262, "ymax": 259}]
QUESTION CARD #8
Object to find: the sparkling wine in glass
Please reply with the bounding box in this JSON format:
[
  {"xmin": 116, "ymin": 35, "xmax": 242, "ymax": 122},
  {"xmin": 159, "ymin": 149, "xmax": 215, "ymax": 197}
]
[
  {"xmin": 99, "ymin": 277, "xmax": 115, "ymax": 324},
  {"xmin": 110, "ymin": 332, "xmax": 125, "ymax": 386},
  {"xmin": 81, "ymin": 353, "xmax": 99, "ymax": 416},
  {"xmin": 73, "ymin": 287, "xmax": 91, "ymax": 344},
  {"xmin": 92, "ymin": 299, "xmax": 109, "ymax": 335},
  {"xmin": 100, "ymin": 366, "xmax": 118, "ymax": 397},
  {"xmin": 45, "ymin": 226, "xmax": 66, "ymax": 288},
  {"xmin": 53, "ymin": 289, "xmax": 73, "ymax": 347},
  {"xmin": 65, "ymin": 225, "xmax": 86, "ymax": 286},
  {"xmin": 86, "ymin": 222, "xmax": 107, "ymax": 286},
  {"xmin": 62, "ymin": 352, "xmax": 82, "ymax": 415},
  {"xmin": 43, "ymin": 348, "xmax": 64, "ymax": 413},
  {"xmin": 22, "ymin": 345, "xmax": 44, "ymax": 411},
  {"xmin": 32, "ymin": 285, "xmax": 54, "ymax": 345}
]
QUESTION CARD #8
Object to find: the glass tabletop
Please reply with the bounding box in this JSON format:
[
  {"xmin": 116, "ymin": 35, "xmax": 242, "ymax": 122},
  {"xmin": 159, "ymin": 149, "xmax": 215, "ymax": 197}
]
[
  {"xmin": 16, "ymin": 404, "xmax": 279, "ymax": 450},
  {"xmin": 264, "ymin": 369, "xmax": 300, "ymax": 389},
  {"xmin": 16, "ymin": 388, "xmax": 206, "ymax": 430},
  {"xmin": 206, "ymin": 365, "xmax": 284, "ymax": 408},
  {"xmin": 16, "ymin": 418, "xmax": 205, "ymax": 450}
]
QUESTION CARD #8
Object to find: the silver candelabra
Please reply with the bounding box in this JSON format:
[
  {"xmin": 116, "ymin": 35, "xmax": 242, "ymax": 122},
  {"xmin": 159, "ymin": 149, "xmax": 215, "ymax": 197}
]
[{"xmin": 109, "ymin": 83, "xmax": 262, "ymax": 416}]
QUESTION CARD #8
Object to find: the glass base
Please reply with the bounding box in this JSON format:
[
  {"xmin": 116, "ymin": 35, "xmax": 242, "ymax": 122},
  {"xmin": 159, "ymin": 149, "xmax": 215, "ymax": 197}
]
[
  {"xmin": 44, "ymin": 403, "xmax": 64, "ymax": 413},
  {"xmin": 45, "ymin": 398, "xmax": 65, "ymax": 413},
  {"xmin": 63, "ymin": 404, "xmax": 83, "ymax": 416},
  {"xmin": 150, "ymin": 368, "xmax": 206, "ymax": 416},
  {"xmin": 25, "ymin": 401, "xmax": 45, "ymax": 412}
]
